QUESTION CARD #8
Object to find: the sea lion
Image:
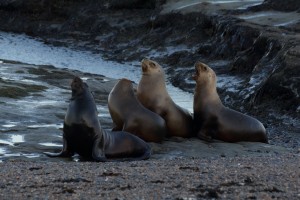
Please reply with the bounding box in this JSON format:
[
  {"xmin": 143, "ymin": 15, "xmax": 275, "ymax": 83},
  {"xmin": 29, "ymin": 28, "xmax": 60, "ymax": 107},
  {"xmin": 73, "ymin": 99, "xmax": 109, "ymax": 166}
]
[
  {"xmin": 137, "ymin": 59, "xmax": 194, "ymax": 138},
  {"xmin": 192, "ymin": 61, "xmax": 268, "ymax": 143},
  {"xmin": 45, "ymin": 77, "xmax": 151, "ymax": 161},
  {"xmin": 108, "ymin": 78, "xmax": 166, "ymax": 143}
]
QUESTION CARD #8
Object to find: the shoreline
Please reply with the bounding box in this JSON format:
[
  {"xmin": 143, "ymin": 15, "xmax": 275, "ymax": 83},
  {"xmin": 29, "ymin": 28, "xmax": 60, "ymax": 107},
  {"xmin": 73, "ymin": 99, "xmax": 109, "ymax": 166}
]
[{"xmin": 0, "ymin": 60, "xmax": 294, "ymax": 161}]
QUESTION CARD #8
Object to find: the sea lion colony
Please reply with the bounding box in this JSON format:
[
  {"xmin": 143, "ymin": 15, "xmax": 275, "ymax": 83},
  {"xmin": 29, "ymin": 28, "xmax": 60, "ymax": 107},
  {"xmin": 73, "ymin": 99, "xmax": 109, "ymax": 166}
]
[{"xmin": 46, "ymin": 59, "xmax": 268, "ymax": 161}]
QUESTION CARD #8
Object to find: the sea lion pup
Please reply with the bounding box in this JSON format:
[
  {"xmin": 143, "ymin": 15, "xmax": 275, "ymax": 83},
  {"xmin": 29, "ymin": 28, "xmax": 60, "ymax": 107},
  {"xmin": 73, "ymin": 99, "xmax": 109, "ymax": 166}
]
[
  {"xmin": 137, "ymin": 58, "xmax": 194, "ymax": 138},
  {"xmin": 45, "ymin": 77, "xmax": 151, "ymax": 161},
  {"xmin": 108, "ymin": 78, "xmax": 166, "ymax": 143},
  {"xmin": 193, "ymin": 61, "xmax": 268, "ymax": 143}
]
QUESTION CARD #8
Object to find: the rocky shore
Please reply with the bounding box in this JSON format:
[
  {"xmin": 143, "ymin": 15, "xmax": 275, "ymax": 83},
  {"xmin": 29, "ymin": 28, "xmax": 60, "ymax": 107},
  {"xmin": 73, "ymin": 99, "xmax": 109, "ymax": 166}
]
[
  {"xmin": 0, "ymin": 0, "xmax": 299, "ymax": 199},
  {"xmin": 0, "ymin": 60, "xmax": 299, "ymax": 199}
]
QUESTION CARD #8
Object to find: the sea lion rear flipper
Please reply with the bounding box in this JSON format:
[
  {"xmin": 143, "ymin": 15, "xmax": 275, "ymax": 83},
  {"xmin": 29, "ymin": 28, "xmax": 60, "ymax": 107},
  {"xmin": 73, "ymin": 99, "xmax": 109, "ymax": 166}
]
[
  {"xmin": 44, "ymin": 138, "xmax": 74, "ymax": 157},
  {"xmin": 92, "ymin": 137, "xmax": 108, "ymax": 162},
  {"xmin": 92, "ymin": 152, "xmax": 107, "ymax": 162}
]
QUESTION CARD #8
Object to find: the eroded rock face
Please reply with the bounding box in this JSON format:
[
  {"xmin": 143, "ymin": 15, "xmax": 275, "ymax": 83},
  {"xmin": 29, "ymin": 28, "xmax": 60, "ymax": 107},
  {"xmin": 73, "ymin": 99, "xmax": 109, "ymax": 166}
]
[
  {"xmin": 253, "ymin": 0, "xmax": 300, "ymax": 12},
  {"xmin": 105, "ymin": 0, "xmax": 158, "ymax": 9},
  {"xmin": 0, "ymin": 0, "xmax": 299, "ymax": 113}
]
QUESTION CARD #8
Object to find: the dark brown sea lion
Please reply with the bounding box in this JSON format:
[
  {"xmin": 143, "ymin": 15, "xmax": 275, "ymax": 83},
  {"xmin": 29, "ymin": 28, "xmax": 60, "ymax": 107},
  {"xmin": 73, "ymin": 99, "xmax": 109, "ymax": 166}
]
[
  {"xmin": 108, "ymin": 78, "xmax": 166, "ymax": 143},
  {"xmin": 193, "ymin": 61, "xmax": 268, "ymax": 143},
  {"xmin": 137, "ymin": 59, "xmax": 194, "ymax": 138},
  {"xmin": 45, "ymin": 77, "xmax": 151, "ymax": 161}
]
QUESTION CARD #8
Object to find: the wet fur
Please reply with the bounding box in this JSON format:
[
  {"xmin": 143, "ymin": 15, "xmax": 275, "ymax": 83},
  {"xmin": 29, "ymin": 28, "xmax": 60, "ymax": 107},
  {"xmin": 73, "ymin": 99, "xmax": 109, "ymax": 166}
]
[
  {"xmin": 193, "ymin": 62, "xmax": 268, "ymax": 143},
  {"xmin": 137, "ymin": 59, "xmax": 194, "ymax": 138},
  {"xmin": 45, "ymin": 76, "xmax": 151, "ymax": 161},
  {"xmin": 108, "ymin": 78, "xmax": 166, "ymax": 143}
]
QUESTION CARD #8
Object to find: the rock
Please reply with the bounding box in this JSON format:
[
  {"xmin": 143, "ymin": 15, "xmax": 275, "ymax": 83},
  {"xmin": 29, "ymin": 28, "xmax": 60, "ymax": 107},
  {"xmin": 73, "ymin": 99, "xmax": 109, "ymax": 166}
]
[
  {"xmin": 262, "ymin": 0, "xmax": 300, "ymax": 12},
  {"xmin": 105, "ymin": 0, "xmax": 157, "ymax": 9}
]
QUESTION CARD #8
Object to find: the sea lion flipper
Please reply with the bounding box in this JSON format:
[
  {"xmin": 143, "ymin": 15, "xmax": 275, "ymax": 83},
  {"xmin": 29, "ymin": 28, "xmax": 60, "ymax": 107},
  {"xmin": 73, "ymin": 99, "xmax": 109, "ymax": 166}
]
[
  {"xmin": 92, "ymin": 151, "xmax": 107, "ymax": 162},
  {"xmin": 92, "ymin": 137, "xmax": 107, "ymax": 162},
  {"xmin": 44, "ymin": 150, "xmax": 73, "ymax": 157},
  {"xmin": 111, "ymin": 124, "xmax": 122, "ymax": 131},
  {"xmin": 44, "ymin": 138, "xmax": 74, "ymax": 157},
  {"xmin": 197, "ymin": 130, "xmax": 213, "ymax": 142}
]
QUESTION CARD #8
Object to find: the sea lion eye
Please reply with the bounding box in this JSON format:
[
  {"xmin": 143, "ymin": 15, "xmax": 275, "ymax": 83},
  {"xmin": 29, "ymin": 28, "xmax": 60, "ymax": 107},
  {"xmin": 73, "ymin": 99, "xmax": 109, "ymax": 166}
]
[
  {"xmin": 203, "ymin": 66, "xmax": 207, "ymax": 71},
  {"xmin": 149, "ymin": 62, "xmax": 156, "ymax": 68}
]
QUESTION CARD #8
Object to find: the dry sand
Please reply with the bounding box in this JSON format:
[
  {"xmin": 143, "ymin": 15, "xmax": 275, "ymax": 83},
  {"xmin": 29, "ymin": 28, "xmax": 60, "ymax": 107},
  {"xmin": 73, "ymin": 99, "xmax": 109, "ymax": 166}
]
[{"xmin": 0, "ymin": 155, "xmax": 299, "ymax": 199}]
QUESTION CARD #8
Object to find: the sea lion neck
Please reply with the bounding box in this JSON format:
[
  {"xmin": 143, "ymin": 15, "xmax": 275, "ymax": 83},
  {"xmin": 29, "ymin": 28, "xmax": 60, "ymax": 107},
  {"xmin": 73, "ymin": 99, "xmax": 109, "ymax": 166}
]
[
  {"xmin": 138, "ymin": 79, "xmax": 167, "ymax": 99},
  {"xmin": 194, "ymin": 82, "xmax": 221, "ymax": 109},
  {"xmin": 140, "ymin": 71, "xmax": 166, "ymax": 88}
]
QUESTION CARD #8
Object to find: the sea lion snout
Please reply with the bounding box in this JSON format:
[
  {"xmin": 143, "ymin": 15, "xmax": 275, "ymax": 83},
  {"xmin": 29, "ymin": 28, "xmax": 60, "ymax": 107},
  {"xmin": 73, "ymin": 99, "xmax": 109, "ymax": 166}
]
[
  {"xmin": 142, "ymin": 63, "xmax": 148, "ymax": 72},
  {"xmin": 195, "ymin": 61, "xmax": 208, "ymax": 72},
  {"xmin": 141, "ymin": 58, "xmax": 157, "ymax": 73},
  {"xmin": 193, "ymin": 62, "xmax": 202, "ymax": 80},
  {"xmin": 141, "ymin": 58, "xmax": 150, "ymax": 72},
  {"xmin": 193, "ymin": 62, "xmax": 211, "ymax": 80},
  {"xmin": 71, "ymin": 76, "xmax": 84, "ymax": 93}
]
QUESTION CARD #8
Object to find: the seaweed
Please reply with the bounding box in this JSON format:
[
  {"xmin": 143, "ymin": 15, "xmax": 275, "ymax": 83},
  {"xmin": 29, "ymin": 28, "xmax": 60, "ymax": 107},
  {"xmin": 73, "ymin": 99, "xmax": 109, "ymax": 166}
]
[{"xmin": 0, "ymin": 84, "xmax": 48, "ymax": 99}]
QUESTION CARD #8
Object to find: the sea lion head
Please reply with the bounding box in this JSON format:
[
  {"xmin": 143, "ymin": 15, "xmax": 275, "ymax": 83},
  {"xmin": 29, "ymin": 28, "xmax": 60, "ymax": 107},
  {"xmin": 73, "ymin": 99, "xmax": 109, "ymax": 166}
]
[
  {"xmin": 193, "ymin": 61, "xmax": 216, "ymax": 86},
  {"xmin": 141, "ymin": 58, "xmax": 164, "ymax": 76},
  {"xmin": 115, "ymin": 78, "xmax": 135, "ymax": 94},
  {"xmin": 71, "ymin": 76, "xmax": 85, "ymax": 98}
]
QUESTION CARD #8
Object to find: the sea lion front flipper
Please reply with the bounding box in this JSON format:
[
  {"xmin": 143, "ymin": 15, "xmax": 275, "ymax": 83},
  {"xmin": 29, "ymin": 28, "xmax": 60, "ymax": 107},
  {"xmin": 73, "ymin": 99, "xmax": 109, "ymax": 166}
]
[
  {"xmin": 111, "ymin": 125, "xmax": 122, "ymax": 131},
  {"xmin": 92, "ymin": 137, "xmax": 107, "ymax": 162},
  {"xmin": 197, "ymin": 129, "xmax": 213, "ymax": 142},
  {"xmin": 44, "ymin": 138, "xmax": 74, "ymax": 157},
  {"xmin": 44, "ymin": 151, "xmax": 73, "ymax": 157}
]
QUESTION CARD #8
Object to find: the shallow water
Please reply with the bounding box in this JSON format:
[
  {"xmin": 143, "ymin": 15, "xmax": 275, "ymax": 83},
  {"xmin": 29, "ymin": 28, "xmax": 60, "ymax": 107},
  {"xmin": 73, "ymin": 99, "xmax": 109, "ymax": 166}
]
[
  {"xmin": 238, "ymin": 11, "xmax": 300, "ymax": 27},
  {"xmin": 0, "ymin": 31, "xmax": 195, "ymax": 161},
  {"xmin": 0, "ymin": 32, "xmax": 193, "ymax": 112}
]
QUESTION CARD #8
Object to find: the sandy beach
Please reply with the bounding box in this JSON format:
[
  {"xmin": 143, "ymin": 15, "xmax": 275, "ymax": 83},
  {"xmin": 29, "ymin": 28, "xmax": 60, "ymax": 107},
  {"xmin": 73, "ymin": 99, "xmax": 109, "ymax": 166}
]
[{"xmin": 1, "ymin": 155, "xmax": 299, "ymax": 199}]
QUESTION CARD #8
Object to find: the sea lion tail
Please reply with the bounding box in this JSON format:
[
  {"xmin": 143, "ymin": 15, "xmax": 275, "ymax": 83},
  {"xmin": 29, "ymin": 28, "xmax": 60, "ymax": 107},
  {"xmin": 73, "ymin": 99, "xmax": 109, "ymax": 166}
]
[
  {"xmin": 120, "ymin": 143, "xmax": 152, "ymax": 162},
  {"xmin": 122, "ymin": 144, "xmax": 152, "ymax": 161}
]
